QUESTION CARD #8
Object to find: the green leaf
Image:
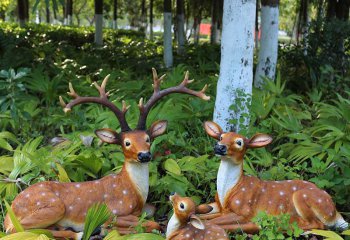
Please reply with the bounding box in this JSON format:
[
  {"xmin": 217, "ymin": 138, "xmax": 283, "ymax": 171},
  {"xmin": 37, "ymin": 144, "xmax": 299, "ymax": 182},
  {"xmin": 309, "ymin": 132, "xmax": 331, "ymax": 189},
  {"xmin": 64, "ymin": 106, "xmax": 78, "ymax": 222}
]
[
  {"xmin": 82, "ymin": 203, "xmax": 112, "ymax": 240},
  {"xmin": 0, "ymin": 138, "xmax": 13, "ymax": 151},
  {"xmin": 164, "ymin": 159, "xmax": 181, "ymax": 175},
  {"xmin": 4, "ymin": 199, "xmax": 24, "ymax": 232}
]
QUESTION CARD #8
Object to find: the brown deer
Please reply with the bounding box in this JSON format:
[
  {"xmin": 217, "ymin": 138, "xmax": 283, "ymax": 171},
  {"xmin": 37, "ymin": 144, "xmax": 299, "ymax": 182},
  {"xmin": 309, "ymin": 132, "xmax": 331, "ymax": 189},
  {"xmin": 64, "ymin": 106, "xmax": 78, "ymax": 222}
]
[
  {"xmin": 4, "ymin": 69, "xmax": 210, "ymax": 239},
  {"xmin": 166, "ymin": 193, "xmax": 228, "ymax": 240},
  {"xmin": 200, "ymin": 121, "xmax": 349, "ymax": 233}
]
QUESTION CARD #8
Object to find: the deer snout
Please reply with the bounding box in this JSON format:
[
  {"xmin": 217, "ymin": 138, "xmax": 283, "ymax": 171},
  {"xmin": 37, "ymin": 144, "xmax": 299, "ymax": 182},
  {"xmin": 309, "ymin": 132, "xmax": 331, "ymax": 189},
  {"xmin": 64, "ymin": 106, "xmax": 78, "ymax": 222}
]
[
  {"xmin": 214, "ymin": 143, "xmax": 227, "ymax": 156},
  {"xmin": 138, "ymin": 152, "xmax": 152, "ymax": 163}
]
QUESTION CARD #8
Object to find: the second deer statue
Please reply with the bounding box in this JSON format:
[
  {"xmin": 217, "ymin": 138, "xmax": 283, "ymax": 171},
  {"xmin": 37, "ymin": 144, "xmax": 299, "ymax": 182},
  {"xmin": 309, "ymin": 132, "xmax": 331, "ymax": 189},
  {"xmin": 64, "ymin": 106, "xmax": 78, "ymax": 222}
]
[
  {"xmin": 166, "ymin": 193, "xmax": 228, "ymax": 240},
  {"xmin": 4, "ymin": 69, "xmax": 209, "ymax": 239},
  {"xmin": 201, "ymin": 121, "xmax": 349, "ymax": 232}
]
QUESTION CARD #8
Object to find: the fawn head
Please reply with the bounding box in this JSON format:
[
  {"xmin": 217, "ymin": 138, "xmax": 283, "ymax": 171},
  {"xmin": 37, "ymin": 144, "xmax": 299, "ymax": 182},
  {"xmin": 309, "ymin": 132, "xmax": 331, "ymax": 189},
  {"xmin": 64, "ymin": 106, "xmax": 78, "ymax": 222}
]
[
  {"xmin": 59, "ymin": 69, "xmax": 209, "ymax": 163},
  {"xmin": 204, "ymin": 121, "xmax": 272, "ymax": 164},
  {"xmin": 169, "ymin": 192, "xmax": 212, "ymax": 229}
]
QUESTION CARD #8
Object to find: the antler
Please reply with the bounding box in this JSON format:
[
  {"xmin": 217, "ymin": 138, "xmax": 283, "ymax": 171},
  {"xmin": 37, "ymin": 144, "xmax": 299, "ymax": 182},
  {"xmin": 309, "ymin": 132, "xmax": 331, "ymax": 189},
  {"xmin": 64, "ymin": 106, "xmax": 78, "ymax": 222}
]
[
  {"xmin": 136, "ymin": 68, "xmax": 210, "ymax": 130},
  {"xmin": 59, "ymin": 75, "xmax": 131, "ymax": 132}
]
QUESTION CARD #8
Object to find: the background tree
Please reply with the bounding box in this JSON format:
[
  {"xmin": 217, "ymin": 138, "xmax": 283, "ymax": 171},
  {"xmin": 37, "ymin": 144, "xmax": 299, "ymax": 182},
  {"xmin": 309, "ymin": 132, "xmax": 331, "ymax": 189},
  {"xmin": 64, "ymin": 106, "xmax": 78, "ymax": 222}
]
[
  {"xmin": 112, "ymin": 0, "xmax": 117, "ymax": 29},
  {"xmin": 149, "ymin": 0, "xmax": 154, "ymax": 40},
  {"xmin": 254, "ymin": 0, "xmax": 279, "ymax": 88},
  {"xmin": 17, "ymin": 0, "xmax": 27, "ymax": 27},
  {"xmin": 95, "ymin": 0, "xmax": 103, "ymax": 46},
  {"xmin": 210, "ymin": 0, "xmax": 219, "ymax": 44},
  {"xmin": 64, "ymin": 0, "xmax": 73, "ymax": 25},
  {"xmin": 214, "ymin": 0, "xmax": 257, "ymax": 131},
  {"xmin": 176, "ymin": 0, "xmax": 185, "ymax": 54},
  {"xmin": 163, "ymin": 0, "xmax": 173, "ymax": 68}
]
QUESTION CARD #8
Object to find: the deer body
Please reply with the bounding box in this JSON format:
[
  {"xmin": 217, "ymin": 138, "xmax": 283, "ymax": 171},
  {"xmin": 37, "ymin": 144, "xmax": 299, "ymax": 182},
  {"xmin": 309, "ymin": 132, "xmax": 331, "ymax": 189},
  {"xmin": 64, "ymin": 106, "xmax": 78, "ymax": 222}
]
[
  {"xmin": 166, "ymin": 193, "xmax": 228, "ymax": 240},
  {"xmin": 203, "ymin": 121, "xmax": 349, "ymax": 233},
  {"xmin": 4, "ymin": 69, "xmax": 209, "ymax": 239}
]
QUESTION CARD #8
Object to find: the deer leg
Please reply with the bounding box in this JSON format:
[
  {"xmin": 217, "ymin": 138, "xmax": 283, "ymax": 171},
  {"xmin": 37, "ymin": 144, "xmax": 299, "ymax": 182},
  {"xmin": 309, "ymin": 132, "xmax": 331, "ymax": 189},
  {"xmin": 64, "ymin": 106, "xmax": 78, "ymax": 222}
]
[
  {"xmin": 48, "ymin": 230, "xmax": 83, "ymax": 240},
  {"xmin": 142, "ymin": 203, "xmax": 156, "ymax": 218},
  {"xmin": 220, "ymin": 222, "xmax": 260, "ymax": 233},
  {"xmin": 207, "ymin": 212, "xmax": 247, "ymax": 226}
]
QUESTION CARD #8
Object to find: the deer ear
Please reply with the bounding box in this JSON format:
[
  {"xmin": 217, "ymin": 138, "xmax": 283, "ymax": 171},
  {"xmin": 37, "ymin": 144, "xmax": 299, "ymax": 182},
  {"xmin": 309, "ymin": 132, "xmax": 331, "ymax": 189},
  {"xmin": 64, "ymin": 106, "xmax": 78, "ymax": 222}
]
[
  {"xmin": 95, "ymin": 128, "xmax": 120, "ymax": 144},
  {"xmin": 195, "ymin": 204, "xmax": 213, "ymax": 214},
  {"xmin": 190, "ymin": 214, "xmax": 205, "ymax": 230},
  {"xmin": 204, "ymin": 121, "xmax": 223, "ymax": 140},
  {"xmin": 149, "ymin": 120, "xmax": 168, "ymax": 139},
  {"xmin": 247, "ymin": 133, "xmax": 272, "ymax": 148}
]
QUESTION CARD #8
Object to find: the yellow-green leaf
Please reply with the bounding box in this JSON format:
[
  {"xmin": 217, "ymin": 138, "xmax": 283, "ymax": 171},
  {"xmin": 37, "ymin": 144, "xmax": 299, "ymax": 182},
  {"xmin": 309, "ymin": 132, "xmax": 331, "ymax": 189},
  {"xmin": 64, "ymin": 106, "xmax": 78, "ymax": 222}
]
[
  {"xmin": 56, "ymin": 163, "xmax": 71, "ymax": 182},
  {"xmin": 308, "ymin": 229, "xmax": 344, "ymax": 240},
  {"xmin": 164, "ymin": 159, "xmax": 181, "ymax": 175},
  {"xmin": 0, "ymin": 232, "xmax": 38, "ymax": 240},
  {"xmin": 343, "ymin": 230, "xmax": 350, "ymax": 236}
]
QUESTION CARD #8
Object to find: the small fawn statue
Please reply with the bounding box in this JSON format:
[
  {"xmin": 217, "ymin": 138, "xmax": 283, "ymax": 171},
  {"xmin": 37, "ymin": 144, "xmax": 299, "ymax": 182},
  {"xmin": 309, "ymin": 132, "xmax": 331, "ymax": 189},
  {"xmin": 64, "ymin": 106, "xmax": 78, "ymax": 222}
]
[
  {"xmin": 166, "ymin": 193, "xmax": 228, "ymax": 240},
  {"xmin": 3, "ymin": 69, "xmax": 209, "ymax": 239},
  {"xmin": 201, "ymin": 121, "xmax": 348, "ymax": 233}
]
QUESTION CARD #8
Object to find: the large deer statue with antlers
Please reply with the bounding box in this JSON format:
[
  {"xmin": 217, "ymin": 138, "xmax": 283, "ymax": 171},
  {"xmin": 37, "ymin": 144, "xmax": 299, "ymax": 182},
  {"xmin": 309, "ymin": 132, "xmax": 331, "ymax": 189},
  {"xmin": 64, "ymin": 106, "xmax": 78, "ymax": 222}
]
[
  {"xmin": 200, "ymin": 121, "xmax": 349, "ymax": 232},
  {"xmin": 4, "ymin": 69, "xmax": 209, "ymax": 239}
]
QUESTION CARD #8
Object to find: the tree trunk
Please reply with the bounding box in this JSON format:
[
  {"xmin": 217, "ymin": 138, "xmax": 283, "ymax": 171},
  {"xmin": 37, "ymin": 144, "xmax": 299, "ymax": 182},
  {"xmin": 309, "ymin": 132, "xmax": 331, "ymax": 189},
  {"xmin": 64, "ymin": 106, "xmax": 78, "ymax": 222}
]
[
  {"xmin": 163, "ymin": 0, "xmax": 173, "ymax": 68},
  {"xmin": 95, "ymin": 0, "xmax": 103, "ymax": 46},
  {"xmin": 150, "ymin": 0, "xmax": 154, "ymax": 40},
  {"xmin": 66, "ymin": 0, "xmax": 73, "ymax": 25},
  {"xmin": 210, "ymin": 0, "xmax": 219, "ymax": 44},
  {"xmin": 327, "ymin": 0, "xmax": 350, "ymax": 20},
  {"xmin": 17, "ymin": 0, "xmax": 26, "ymax": 27},
  {"xmin": 24, "ymin": 0, "xmax": 29, "ymax": 21},
  {"xmin": 213, "ymin": 0, "xmax": 256, "ymax": 132},
  {"xmin": 113, "ymin": 0, "xmax": 117, "ymax": 29},
  {"xmin": 46, "ymin": 3, "xmax": 50, "ymax": 23},
  {"xmin": 193, "ymin": 15, "xmax": 201, "ymax": 44},
  {"xmin": 254, "ymin": 0, "xmax": 279, "ymax": 88},
  {"xmin": 177, "ymin": 0, "xmax": 185, "ymax": 54},
  {"xmin": 140, "ymin": 0, "xmax": 147, "ymax": 33}
]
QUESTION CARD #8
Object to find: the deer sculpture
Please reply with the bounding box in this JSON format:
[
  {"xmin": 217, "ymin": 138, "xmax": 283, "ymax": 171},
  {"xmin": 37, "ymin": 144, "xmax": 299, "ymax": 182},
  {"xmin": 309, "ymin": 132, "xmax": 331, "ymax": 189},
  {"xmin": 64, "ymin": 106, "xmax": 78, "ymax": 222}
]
[
  {"xmin": 4, "ymin": 69, "xmax": 210, "ymax": 239},
  {"xmin": 166, "ymin": 193, "xmax": 228, "ymax": 240},
  {"xmin": 200, "ymin": 121, "xmax": 349, "ymax": 233}
]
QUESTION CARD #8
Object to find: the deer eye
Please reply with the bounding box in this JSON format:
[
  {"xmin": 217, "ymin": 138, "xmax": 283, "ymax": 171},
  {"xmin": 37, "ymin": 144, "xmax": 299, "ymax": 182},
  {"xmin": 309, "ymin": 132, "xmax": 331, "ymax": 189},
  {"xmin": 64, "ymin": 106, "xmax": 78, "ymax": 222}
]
[
  {"xmin": 124, "ymin": 140, "xmax": 131, "ymax": 147},
  {"xmin": 179, "ymin": 202, "xmax": 185, "ymax": 210},
  {"xmin": 219, "ymin": 135, "xmax": 223, "ymax": 141},
  {"xmin": 146, "ymin": 136, "xmax": 150, "ymax": 143},
  {"xmin": 235, "ymin": 139, "xmax": 243, "ymax": 147}
]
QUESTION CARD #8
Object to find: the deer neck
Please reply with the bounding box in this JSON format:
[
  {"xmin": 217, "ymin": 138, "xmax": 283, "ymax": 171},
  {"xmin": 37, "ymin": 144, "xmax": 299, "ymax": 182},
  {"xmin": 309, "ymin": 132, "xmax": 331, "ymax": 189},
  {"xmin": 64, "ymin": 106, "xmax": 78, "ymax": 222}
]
[
  {"xmin": 217, "ymin": 157, "xmax": 243, "ymax": 206},
  {"xmin": 166, "ymin": 213, "xmax": 181, "ymax": 238},
  {"xmin": 123, "ymin": 160, "xmax": 149, "ymax": 204}
]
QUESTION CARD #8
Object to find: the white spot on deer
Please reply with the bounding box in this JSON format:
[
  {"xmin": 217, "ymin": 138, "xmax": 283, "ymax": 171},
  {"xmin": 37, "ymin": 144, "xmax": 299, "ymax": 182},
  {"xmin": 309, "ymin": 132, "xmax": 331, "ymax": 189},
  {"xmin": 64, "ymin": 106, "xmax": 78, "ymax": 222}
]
[
  {"xmin": 235, "ymin": 200, "xmax": 241, "ymax": 205},
  {"xmin": 39, "ymin": 184, "xmax": 43, "ymax": 187},
  {"xmin": 272, "ymin": 185, "xmax": 275, "ymax": 188},
  {"xmin": 55, "ymin": 192, "xmax": 59, "ymax": 196},
  {"xmin": 318, "ymin": 199, "xmax": 322, "ymax": 203},
  {"xmin": 113, "ymin": 184, "xmax": 116, "ymax": 188},
  {"xmin": 88, "ymin": 189, "xmax": 93, "ymax": 193},
  {"xmin": 287, "ymin": 180, "xmax": 292, "ymax": 182},
  {"xmin": 303, "ymin": 194, "xmax": 307, "ymax": 198},
  {"xmin": 112, "ymin": 209, "xmax": 117, "ymax": 214},
  {"xmin": 217, "ymin": 233, "xmax": 220, "ymax": 236},
  {"xmin": 242, "ymin": 187, "xmax": 246, "ymax": 192},
  {"xmin": 69, "ymin": 206, "xmax": 73, "ymax": 210},
  {"xmin": 119, "ymin": 200, "xmax": 123, "ymax": 204},
  {"xmin": 309, "ymin": 188, "xmax": 314, "ymax": 190},
  {"xmin": 112, "ymin": 175, "xmax": 117, "ymax": 179},
  {"xmin": 207, "ymin": 231, "xmax": 211, "ymax": 234},
  {"xmin": 104, "ymin": 194, "xmax": 108, "ymax": 199},
  {"xmin": 185, "ymin": 233, "xmax": 190, "ymax": 238},
  {"xmin": 261, "ymin": 188, "xmax": 266, "ymax": 192},
  {"xmin": 37, "ymin": 202, "xmax": 41, "ymax": 206},
  {"xmin": 279, "ymin": 205, "xmax": 284, "ymax": 210},
  {"xmin": 51, "ymin": 198, "xmax": 56, "ymax": 202},
  {"xmin": 25, "ymin": 193, "xmax": 30, "ymax": 198},
  {"xmin": 292, "ymin": 186, "xmax": 297, "ymax": 191},
  {"xmin": 268, "ymin": 200, "xmax": 272, "ymax": 204},
  {"xmin": 123, "ymin": 190, "xmax": 128, "ymax": 195},
  {"xmin": 41, "ymin": 192, "xmax": 46, "ymax": 196},
  {"xmin": 248, "ymin": 200, "xmax": 252, "ymax": 203},
  {"xmin": 77, "ymin": 197, "xmax": 81, "ymax": 201},
  {"xmin": 129, "ymin": 204, "xmax": 133, "ymax": 209},
  {"xmin": 75, "ymin": 184, "xmax": 80, "ymax": 188},
  {"xmin": 250, "ymin": 182, "xmax": 253, "ymax": 185},
  {"xmin": 303, "ymin": 181, "xmax": 308, "ymax": 184},
  {"xmin": 95, "ymin": 181, "xmax": 100, "ymax": 184},
  {"xmin": 279, "ymin": 191, "xmax": 284, "ymax": 196}
]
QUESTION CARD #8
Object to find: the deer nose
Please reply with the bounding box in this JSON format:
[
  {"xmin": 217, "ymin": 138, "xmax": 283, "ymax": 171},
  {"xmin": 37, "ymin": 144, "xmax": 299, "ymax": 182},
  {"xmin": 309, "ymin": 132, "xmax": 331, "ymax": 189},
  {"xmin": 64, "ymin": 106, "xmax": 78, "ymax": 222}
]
[
  {"xmin": 138, "ymin": 152, "xmax": 152, "ymax": 163},
  {"xmin": 214, "ymin": 143, "xmax": 227, "ymax": 155}
]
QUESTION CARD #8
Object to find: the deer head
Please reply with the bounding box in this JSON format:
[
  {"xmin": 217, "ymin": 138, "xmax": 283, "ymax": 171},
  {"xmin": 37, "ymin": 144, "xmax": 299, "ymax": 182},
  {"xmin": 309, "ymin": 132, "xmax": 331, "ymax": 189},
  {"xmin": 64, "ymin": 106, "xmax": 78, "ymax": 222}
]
[
  {"xmin": 59, "ymin": 69, "xmax": 209, "ymax": 163},
  {"xmin": 204, "ymin": 121, "xmax": 272, "ymax": 164}
]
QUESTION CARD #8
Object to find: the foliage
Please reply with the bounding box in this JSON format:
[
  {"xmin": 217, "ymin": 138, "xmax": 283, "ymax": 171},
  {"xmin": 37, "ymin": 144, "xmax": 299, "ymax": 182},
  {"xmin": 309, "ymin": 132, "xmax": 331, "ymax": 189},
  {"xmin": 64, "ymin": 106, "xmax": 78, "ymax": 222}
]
[
  {"xmin": 251, "ymin": 211, "xmax": 303, "ymax": 240},
  {"xmin": 308, "ymin": 229, "xmax": 350, "ymax": 240},
  {"xmin": 83, "ymin": 203, "xmax": 113, "ymax": 240}
]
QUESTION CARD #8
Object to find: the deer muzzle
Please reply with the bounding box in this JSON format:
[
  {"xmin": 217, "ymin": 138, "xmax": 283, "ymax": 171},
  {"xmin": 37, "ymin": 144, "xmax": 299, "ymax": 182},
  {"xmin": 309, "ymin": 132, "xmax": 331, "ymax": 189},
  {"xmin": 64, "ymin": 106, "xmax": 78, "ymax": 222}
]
[
  {"xmin": 138, "ymin": 152, "xmax": 152, "ymax": 163},
  {"xmin": 214, "ymin": 143, "xmax": 227, "ymax": 156}
]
